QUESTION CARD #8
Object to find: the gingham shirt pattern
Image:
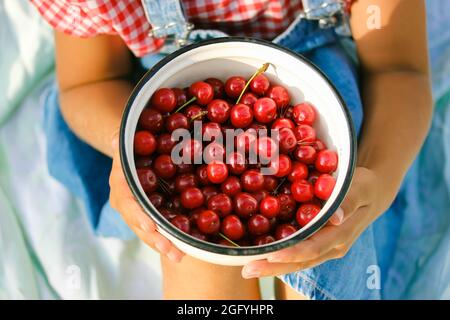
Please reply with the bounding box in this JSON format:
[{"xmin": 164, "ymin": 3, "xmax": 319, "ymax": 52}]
[{"xmin": 30, "ymin": 0, "xmax": 352, "ymax": 57}]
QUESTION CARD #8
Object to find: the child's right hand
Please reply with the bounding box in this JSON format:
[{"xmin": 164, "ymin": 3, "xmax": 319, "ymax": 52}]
[{"xmin": 109, "ymin": 133, "xmax": 185, "ymax": 263}]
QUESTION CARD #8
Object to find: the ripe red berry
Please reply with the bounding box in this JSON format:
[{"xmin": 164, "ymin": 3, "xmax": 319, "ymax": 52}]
[
  {"xmin": 315, "ymin": 150, "xmax": 338, "ymax": 173},
  {"xmin": 137, "ymin": 168, "xmax": 158, "ymax": 193},
  {"xmin": 174, "ymin": 173, "xmax": 198, "ymax": 193},
  {"xmin": 230, "ymin": 103, "xmax": 253, "ymax": 128},
  {"xmin": 197, "ymin": 210, "xmax": 220, "ymax": 234},
  {"xmin": 184, "ymin": 105, "xmax": 204, "ymax": 121},
  {"xmin": 249, "ymin": 74, "xmax": 270, "ymax": 95},
  {"xmin": 241, "ymin": 169, "xmax": 264, "ymax": 192},
  {"xmin": 207, "ymin": 99, "xmax": 231, "ymax": 123},
  {"xmin": 207, "ymin": 161, "xmax": 229, "ymax": 184},
  {"xmin": 292, "ymin": 102, "xmax": 316, "ymax": 125},
  {"xmin": 248, "ymin": 214, "xmax": 271, "ymax": 236},
  {"xmin": 139, "ymin": 109, "xmax": 164, "ymax": 133},
  {"xmin": 203, "ymin": 142, "xmax": 225, "ymax": 163},
  {"xmin": 153, "ymin": 154, "xmax": 176, "ymax": 179},
  {"xmin": 189, "ymin": 81, "xmax": 214, "ymax": 105},
  {"xmin": 226, "ymin": 152, "xmax": 247, "ymax": 175},
  {"xmin": 207, "ymin": 193, "xmax": 233, "ymax": 218},
  {"xmin": 221, "ymin": 215, "xmax": 245, "ymax": 241},
  {"xmin": 296, "ymin": 203, "xmax": 321, "ymax": 227},
  {"xmin": 240, "ymin": 92, "xmax": 258, "ymax": 106},
  {"xmin": 205, "ymin": 78, "xmax": 225, "ymax": 98},
  {"xmin": 277, "ymin": 127, "xmax": 297, "ymax": 154},
  {"xmin": 312, "ymin": 139, "xmax": 327, "ymax": 152},
  {"xmin": 180, "ymin": 187, "xmax": 204, "ymax": 209},
  {"xmin": 272, "ymin": 118, "xmax": 295, "ymax": 130},
  {"xmin": 135, "ymin": 156, "xmax": 153, "ymax": 169},
  {"xmin": 202, "ymin": 122, "xmax": 222, "ymax": 142},
  {"xmin": 134, "ymin": 131, "xmax": 157, "ymax": 156},
  {"xmin": 220, "ymin": 176, "xmax": 242, "ymax": 196},
  {"xmin": 235, "ymin": 131, "xmax": 257, "ymax": 154},
  {"xmin": 274, "ymin": 224, "xmax": 297, "ymax": 240},
  {"xmin": 160, "ymin": 208, "xmax": 178, "ymax": 221},
  {"xmin": 288, "ymin": 161, "xmax": 309, "ymax": 182},
  {"xmin": 269, "ymin": 154, "xmax": 292, "ymax": 178},
  {"xmin": 253, "ymin": 97, "xmax": 277, "ymax": 123},
  {"xmin": 254, "ymin": 235, "xmax": 276, "ymax": 246},
  {"xmin": 196, "ymin": 165, "xmax": 211, "ymax": 186},
  {"xmin": 190, "ymin": 228, "xmax": 208, "ymax": 241},
  {"xmin": 176, "ymin": 163, "xmax": 194, "ymax": 174},
  {"xmin": 291, "ymin": 179, "xmax": 314, "ymax": 202},
  {"xmin": 148, "ymin": 192, "xmax": 164, "ymax": 208},
  {"xmin": 234, "ymin": 192, "xmax": 258, "ymax": 218},
  {"xmin": 165, "ymin": 113, "xmax": 189, "ymax": 132},
  {"xmin": 267, "ymin": 86, "xmax": 290, "ymax": 108},
  {"xmin": 255, "ymin": 136, "xmax": 278, "ymax": 162},
  {"xmin": 156, "ymin": 133, "xmax": 177, "ymax": 154},
  {"xmin": 263, "ymin": 175, "xmax": 278, "ymax": 192},
  {"xmin": 314, "ymin": 174, "xmax": 336, "ymax": 200},
  {"xmin": 151, "ymin": 88, "xmax": 177, "ymax": 112},
  {"xmin": 294, "ymin": 145, "xmax": 317, "ymax": 164},
  {"xmin": 294, "ymin": 125, "xmax": 316, "ymax": 142},
  {"xmin": 171, "ymin": 215, "xmax": 191, "ymax": 234},
  {"xmin": 260, "ymin": 196, "xmax": 280, "ymax": 218},
  {"xmin": 225, "ymin": 76, "xmax": 246, "ymax": 98},
  {"xmin": 172, "ymin": 88, "xmax": 187, "ymax": 107},
  {"xmin": 201, "ymin": 186, "xmax": 219, "ymax": 202}
]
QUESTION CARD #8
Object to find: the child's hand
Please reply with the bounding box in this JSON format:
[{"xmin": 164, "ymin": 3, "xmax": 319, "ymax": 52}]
[
  {"xmin": 241, "ymin": 167, "xmax": 385, "ymax": 278},
  {"xmin": 109, "ymin": 133, "xmax": 185, "ymax": 263}
]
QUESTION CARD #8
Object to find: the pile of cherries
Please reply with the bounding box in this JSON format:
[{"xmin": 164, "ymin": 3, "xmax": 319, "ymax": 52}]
[{"xmin": 133, "ymin": 66, "xmax": 338, "ymax": 247}]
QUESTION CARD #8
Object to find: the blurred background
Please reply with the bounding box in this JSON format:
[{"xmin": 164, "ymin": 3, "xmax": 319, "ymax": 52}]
[{"xmin": 1, "ymin": 0, "xmax": 450, "ymax": 299}]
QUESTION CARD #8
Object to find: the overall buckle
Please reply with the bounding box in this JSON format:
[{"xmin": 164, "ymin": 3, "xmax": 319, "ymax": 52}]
[{"xmin": 301, "ymin": 0, "xmax": 351, "ymax": 36}]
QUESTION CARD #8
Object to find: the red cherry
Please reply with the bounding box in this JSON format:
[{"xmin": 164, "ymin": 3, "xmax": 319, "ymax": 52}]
[
  {"xmin": 241, "ymin": 169, "xmax": 264, "ymax": 192},
  {"xmin": 203, "ymin": 142, "xmax": 225, "ymax": 163},
  {"xmin": 294, "ymin": 145, "xmax": 317, "ymax": 164},
  {"xmin": 274, "ymin": 224, "xmax": 298, "ymax": 240},
  {"xmin": 226, "ymin": 152, "xmax": 247, "ymax": 175},
  {"xmin": 156, "ymin": 133, "xmax": 177, "ymax": 154},
  {"xmin": 153, "ymin": 154, "xmax": 176, "ymax": 179},
  {"xmin": 172, "ymin": 88, "xmax": 187, "ymax": 107},
  {"xmin": 207, "ymin": 99, "xmax": 231, "ymax": 123},
  {"xmin": 196, "ymin": 165, "xmax": 211, "ymax": 186},
  {"xmin": 254, "ymin": 235, "xmax": 276, "ymax": 246},
  {"xmin": 160, "ymin": 208, "xmax": 178, "ymax": 221},
  {"xmin": 171, "ymin": 215, "xmax": 190, "ymax": 233},
  {"xmin": 260, "ymin": 196, "xmax": 280, "ymax": 218},
  {"xmin": 288, "ymin": 161, "xmax": 309, "ymax": 182},
  {"xmin": 277, "ymin": 127, "xmax": 297, "ymax": 154},
  {"xmin": 267, "ymin": 86, "xmax": 290, "ymax": 108},
  {"xmin": 139, "ymin": 109, "xmax": 164, "ymax": 133},
  {"xmin": 263, "ymin": 175, "xmax": 278, "ymax": 192},
  {"xmin": 165, "ymin": 113, "xmax": 189, "ymax": 132},
  {"xmin": 137, "ymin": 168, "xmax": 157, "ymax": 193},
  {"xmin": 225, "ymin": 76, "xmax": 246, "ymax": 98},
  {"xmin": 134, "ymin": 131, "xmax": 157, "ymax": 156},
  {"xmin": 221, "ymin": 215, "xmax": 245, "ymax": 241},
  {"xmin": 181, "ymin": 139, "xmax": 202, "ymax": 162},
  {"xmin": 278, "ymin": 194, "xmax": 296, "ymax": 221},
  {"xmin": 252, "ymin": 190, "xmax": 269, "ymax": 204},
  {"xmin": 248, "ymin": 214, "xmax": 270, "ymax": 236},
  {"xmin": 184, "ymin": 105, "xmax": 204, "ymax": 121},
  {"xmin": 308, "ymin": 170, "xmax": 321, "ymax": 185},
  {"xmin": 253, "ymin": 97, "xmax": 277, "ymax": 123},
  {"xmin": 294, "ymin": 125, "xmax": 316, "ymax": 142},
  {"xmin": 315, "ymin": 150, "xmax": 338, "ymax": 173},
  {"xmin": 235, "ymin": 131, "xmax": 257, "ymax": 154},
  {"xmin": 168, "ymin": 196, "xmax": 183, "ymax": 212},
  {"xmin": 207, "ymin": 161, "xmax": 229, "ymax": 184},
  {"xmin": 135, "ymin": 156, "xmax": 153, "ymax": 168},
  {"xmin": 250, "ymin": 74, "xmax": 270, "ymax": 95},
  {"xmin": 207, "ymin": 193, "xmax": 233, "ymax": 218},
  {"xmin": 189, "ymin": 81, "xmax": 214, "ymax": 105},
  {"xmin": 180, "ymin": 187, "xmax": 204, "ymax": 209},
  {"xmin": 151, "ymin": 88, "xmax": 177, "ymax": 112},
  {"xmin": 269, "ymin": 154, "xmax": 292, "ymax": 178},
  {"xmin": 240, "ymin": 92, "xmax": 258, "ymax": 106},
  {"xmin": 234, "ymin": 192, "xmax": 258, "ymax": 218},
  {"xmin": 291, "ymin": 179, "xmax": 314, "ymax": 202},
  {"xmin": 174, "ymin": 173, "xmax": 198, "ymax": 193},
  {"xmin": 201, "ymin": 186, "xmax": 219, "ymax": 202},
  {"xmin": 205, "ymin": 78, "xmax": 225, "ymax": 98},
  {"xmin": 230, "ymin": 104, "xmax": 253, "ymax": 128},
  {"xmin": 202, "ymin": 122, "xmax": 222, "ymax": 142},
  {"xmin": 148, "ymin": 192, "xmax": 164, "ymax": 208},
  {"xmin": 256, "ymin": 136, "xmax": 278, "ymax": 162},
  {"xmin": 314, "ymin": 174, "xmax": 336, "ymax": 200},
  {"xmin": 272, "ymin": 118, "xmax": 295, "ymax": 130},
  {"xmin": 220, "ymin": 176, "xmax": 242, "ymax": 196},
  {"xmin": 197, "ymin": 210, "xmax": 220, "ymax": 234},
  {"xmin": 176, "ymin": 163, "xmax": 193, "ymax": 174},
  {"xmin": 292, "ymin": 102, "xmax": 316, "ymax": 125},
  {"xmin": 312, "ymin": 139, "xmax": 327, "ymax": 152},
  {"xmin": 296, "ymin": 203, "xmax": 321, "ymax": 227},
  {"xmin": 190, "ymin": 228, "xmax": 208, "ymax": 241}
]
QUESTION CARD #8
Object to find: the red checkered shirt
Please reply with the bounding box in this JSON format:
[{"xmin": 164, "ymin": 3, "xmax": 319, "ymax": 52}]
[{"xmin": 30, "ymin": 0, "xmax": 354, "ymax": 57}]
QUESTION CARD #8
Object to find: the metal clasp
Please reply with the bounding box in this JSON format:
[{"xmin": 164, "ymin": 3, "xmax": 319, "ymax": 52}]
[{"xmin": 301, "ymin": 0, "xmax": 351, "ymax": 36}]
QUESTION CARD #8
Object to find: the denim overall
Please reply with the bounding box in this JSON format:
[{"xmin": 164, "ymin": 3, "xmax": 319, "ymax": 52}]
[{"xmin": 42, "ymin": 0, "xmax": 434, "ymax": 300}]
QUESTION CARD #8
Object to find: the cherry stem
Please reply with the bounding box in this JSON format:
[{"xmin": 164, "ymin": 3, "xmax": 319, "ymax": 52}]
[
  {"xmin": 272, "ymin": 178, "xmax": 287, "ymax": 195},
  {"xmin": 189, "ymin": 110, "xmax": 208, "ymax": 123},
  {"xmin": 235, "ymin": 62, "xmax": 271, "ymax": 105},
  {"xmin": 218, "ymin": 233, "xmax": 241, "ymax": 247},
  {"xmin": 174, "ymin": 96, "xmax": 197, "ymax": 113}
]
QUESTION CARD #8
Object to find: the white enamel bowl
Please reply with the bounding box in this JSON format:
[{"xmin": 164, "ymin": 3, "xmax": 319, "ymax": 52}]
[{"xmin": 120, "ymin": 37, "xmax": 356, "ymax": 266}]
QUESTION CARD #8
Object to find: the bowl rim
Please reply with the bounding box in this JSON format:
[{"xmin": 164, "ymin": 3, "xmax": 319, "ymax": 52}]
[{"xmin": 120, "ymin": 36, "xmax": 357, "ymax": 256}]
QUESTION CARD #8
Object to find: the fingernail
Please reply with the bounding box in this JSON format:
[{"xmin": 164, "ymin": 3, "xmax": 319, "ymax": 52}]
[
  {"xmin": 242, "ymin": 265, "xmax": 259, "ymax": 279},
  {"xmin": 330, "ymin": 207, "xmax": 344, "ymax": 225}
]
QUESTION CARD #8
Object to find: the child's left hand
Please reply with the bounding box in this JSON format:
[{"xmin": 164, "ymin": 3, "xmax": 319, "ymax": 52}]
[{"xmin": 241, "ymin": 167, "xmax": 386, "ymax": 278}]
